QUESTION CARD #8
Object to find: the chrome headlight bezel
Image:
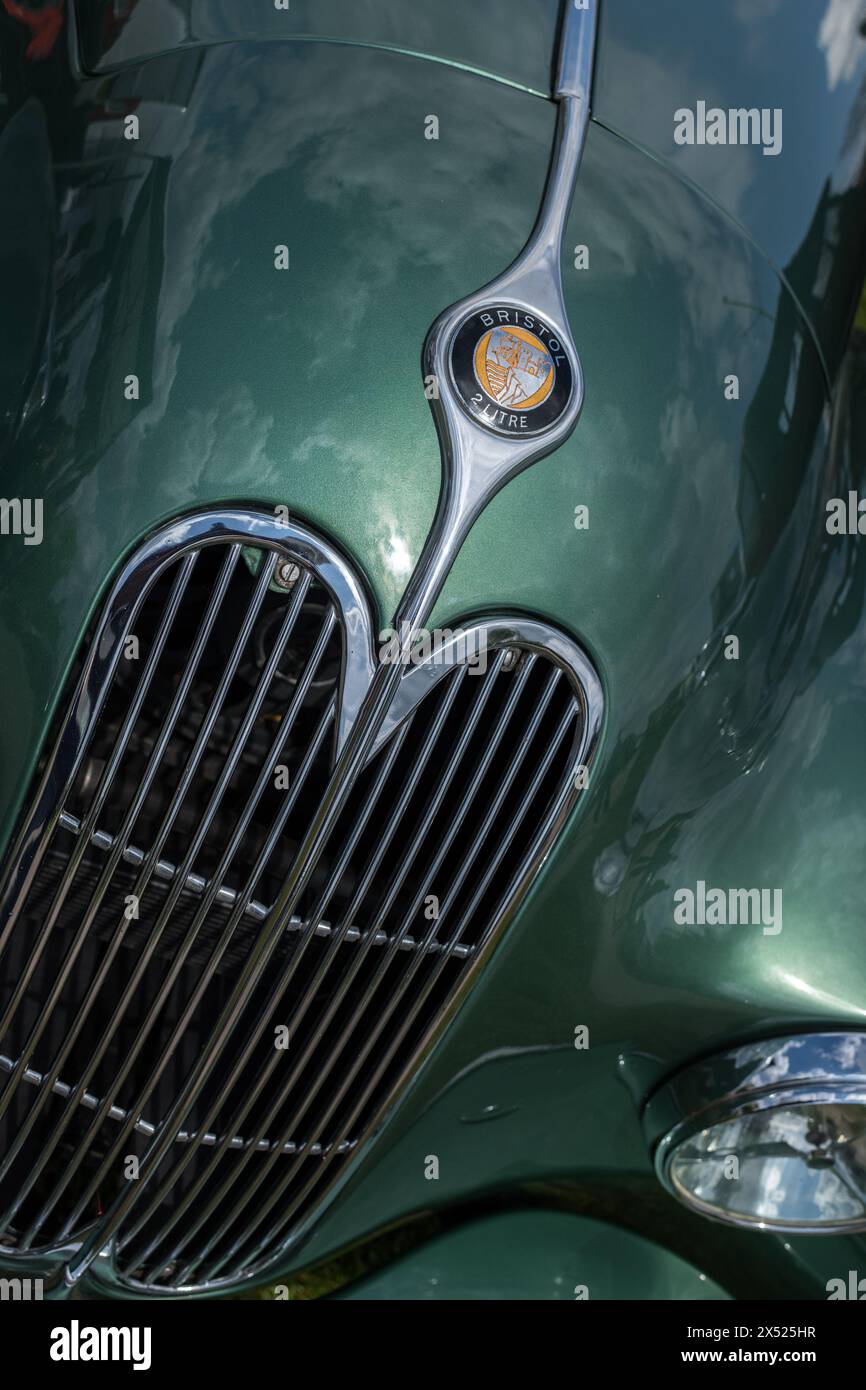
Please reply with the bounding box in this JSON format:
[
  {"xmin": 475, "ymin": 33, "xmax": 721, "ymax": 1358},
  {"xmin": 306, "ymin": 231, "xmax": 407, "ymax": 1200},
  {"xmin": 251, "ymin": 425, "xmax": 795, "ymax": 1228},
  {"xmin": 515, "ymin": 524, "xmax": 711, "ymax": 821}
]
[{"xmin": 644, "ymin": 1032, "xmax": 866, "ymax": 1234}]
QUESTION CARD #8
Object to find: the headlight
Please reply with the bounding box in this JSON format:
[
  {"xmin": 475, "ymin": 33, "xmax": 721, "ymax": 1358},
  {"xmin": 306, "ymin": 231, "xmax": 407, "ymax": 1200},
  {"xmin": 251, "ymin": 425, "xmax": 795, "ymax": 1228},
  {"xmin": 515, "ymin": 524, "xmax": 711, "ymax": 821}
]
[{"xmin": 644, "ymin": 1033, "xmax": 866, "ymax": 1232}]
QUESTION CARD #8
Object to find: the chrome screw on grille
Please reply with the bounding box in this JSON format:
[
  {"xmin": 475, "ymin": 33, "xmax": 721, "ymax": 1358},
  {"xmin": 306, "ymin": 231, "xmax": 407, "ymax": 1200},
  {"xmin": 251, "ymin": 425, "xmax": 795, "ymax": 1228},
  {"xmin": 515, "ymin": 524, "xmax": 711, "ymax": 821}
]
[
  {"xmin": 274, "ymin": 561, "xmax": 301, "ymax": 590},
  {"xmin": 501, "ymin": 648, "xmax": 520, "ymax": 672}
]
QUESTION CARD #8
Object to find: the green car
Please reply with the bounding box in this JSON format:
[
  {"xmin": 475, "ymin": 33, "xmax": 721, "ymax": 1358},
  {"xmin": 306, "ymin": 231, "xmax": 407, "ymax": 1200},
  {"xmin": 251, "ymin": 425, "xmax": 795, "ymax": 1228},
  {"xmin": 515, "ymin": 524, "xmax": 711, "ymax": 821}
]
[{"xmin": 1, "ymin": 0, "xmax": 865, "ymax": 1306}]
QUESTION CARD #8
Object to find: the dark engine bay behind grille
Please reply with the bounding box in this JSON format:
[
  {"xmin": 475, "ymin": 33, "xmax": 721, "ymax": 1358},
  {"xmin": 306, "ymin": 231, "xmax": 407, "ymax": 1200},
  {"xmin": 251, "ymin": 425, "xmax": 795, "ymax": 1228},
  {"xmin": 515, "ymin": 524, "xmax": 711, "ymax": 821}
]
[{"xmin": 0, "ymin": 513, "xmax": 593, "ymax": 1292}]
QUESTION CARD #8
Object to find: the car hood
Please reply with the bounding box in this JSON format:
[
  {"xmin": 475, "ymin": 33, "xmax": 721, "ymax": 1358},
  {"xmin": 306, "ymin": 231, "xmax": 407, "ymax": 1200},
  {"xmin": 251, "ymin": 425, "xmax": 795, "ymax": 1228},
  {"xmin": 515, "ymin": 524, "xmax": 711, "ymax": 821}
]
[
  {"xmin": 2, "ymin": 18, "xmax": 866, "ymax": 1284},
  {"xmin": 77, "ymin": 0, "xmax": 562, "ymax": 95}
]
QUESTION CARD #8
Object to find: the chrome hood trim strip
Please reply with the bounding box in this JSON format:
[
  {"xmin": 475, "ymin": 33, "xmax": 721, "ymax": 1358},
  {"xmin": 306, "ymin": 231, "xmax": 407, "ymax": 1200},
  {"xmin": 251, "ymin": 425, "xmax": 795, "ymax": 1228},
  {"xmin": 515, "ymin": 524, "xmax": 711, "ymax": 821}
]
[{"xmin": 397, "ymin": 0, "xmax": 598, "ymax": 634}]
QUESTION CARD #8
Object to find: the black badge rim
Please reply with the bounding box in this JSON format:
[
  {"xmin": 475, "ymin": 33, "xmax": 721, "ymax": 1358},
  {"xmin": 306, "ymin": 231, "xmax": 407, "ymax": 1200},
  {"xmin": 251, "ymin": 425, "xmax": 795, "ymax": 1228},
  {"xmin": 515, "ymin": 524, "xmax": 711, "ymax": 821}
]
[{"xmin": 448, "ymin": 305, "xmax": 575, "ymax": 438}]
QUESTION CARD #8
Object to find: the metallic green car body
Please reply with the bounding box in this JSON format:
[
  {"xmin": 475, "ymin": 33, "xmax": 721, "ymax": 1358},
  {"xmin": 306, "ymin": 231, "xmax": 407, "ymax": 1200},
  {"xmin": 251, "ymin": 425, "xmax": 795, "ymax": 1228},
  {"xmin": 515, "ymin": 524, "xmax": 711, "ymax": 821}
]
[
  {"xmin": 1, "ymin": 1, "xmax": 865, "ymax": 1297},
  {"xmin": 331, "ymin": 1210, "xmax": 733, "ymax": 1301}
]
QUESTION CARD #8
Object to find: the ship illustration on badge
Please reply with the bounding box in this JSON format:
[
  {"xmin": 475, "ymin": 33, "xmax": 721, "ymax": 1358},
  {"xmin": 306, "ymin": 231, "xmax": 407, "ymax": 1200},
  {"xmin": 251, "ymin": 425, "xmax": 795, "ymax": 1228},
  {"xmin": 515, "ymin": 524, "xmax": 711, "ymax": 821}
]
[{"xmin": 449, "ymin": 304, "xmax": 574, "ymax": 438}]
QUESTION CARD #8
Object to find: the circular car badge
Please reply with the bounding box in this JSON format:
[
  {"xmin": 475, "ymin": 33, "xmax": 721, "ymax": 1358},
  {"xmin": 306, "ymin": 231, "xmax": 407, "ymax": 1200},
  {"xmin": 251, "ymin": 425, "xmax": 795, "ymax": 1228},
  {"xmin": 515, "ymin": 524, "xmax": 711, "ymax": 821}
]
[{"xmin": 449, "ymin": 305, "xmax": 574, "ymax": 438}]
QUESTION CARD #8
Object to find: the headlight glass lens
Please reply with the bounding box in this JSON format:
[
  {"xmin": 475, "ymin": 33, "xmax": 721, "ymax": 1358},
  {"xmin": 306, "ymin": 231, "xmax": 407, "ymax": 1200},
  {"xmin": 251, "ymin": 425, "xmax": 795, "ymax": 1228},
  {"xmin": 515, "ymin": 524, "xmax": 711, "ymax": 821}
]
[{"xmin": 669, "ymin": 1102, "xmax": 866, "ymax": 1228}]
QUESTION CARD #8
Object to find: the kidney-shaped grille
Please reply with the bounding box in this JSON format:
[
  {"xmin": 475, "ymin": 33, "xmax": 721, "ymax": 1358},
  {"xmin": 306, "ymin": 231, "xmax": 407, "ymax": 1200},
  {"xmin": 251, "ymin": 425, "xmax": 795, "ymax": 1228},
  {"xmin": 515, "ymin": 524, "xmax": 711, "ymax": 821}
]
[{"xmin": 0, "ymin": 509, "xmax": 601, "ymax": 1293}]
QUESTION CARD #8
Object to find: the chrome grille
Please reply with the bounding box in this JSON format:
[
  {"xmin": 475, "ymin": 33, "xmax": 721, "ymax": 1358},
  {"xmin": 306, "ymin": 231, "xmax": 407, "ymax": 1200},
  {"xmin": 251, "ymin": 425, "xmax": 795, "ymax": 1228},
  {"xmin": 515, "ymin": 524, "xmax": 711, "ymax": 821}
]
[{"xmin": 0, "ymin": 510, "xmax": 601, "ymax": 1293}]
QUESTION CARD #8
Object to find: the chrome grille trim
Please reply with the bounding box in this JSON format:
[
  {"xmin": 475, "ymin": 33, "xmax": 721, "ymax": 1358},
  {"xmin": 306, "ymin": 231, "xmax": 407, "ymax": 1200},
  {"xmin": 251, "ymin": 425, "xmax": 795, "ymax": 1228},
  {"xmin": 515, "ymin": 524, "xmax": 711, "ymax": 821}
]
[
  {"xmin": 0, "ymin": 509, "xmax": 602, "ymax": 1295},
  {"xmin": 50, "ymin": 817, "xmax": 476, "ymax": 956},
  {"xmin": 57, "ymin": 810, "xmax": 271, "ymax": 922},
  {"xmin": 0, "ymin": 512, "xmax": 374, "ymax": 946},
  {"xmin": 0, "ymin": 1057, "xmax": 355, "ymax": 1155},
  {"xmin": 128, "ymin": 657, "xmax": 513, "ymax": 1279},
  {"xmin": 0, "ymin": 547, "xmax": 279, "ymax": 1146}
]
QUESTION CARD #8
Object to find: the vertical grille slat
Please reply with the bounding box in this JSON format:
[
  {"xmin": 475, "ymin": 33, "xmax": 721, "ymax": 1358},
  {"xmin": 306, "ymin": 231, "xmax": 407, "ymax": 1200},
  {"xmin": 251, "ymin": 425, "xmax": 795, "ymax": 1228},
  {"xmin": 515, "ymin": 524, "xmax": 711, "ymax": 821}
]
[
  {"xmin": 5, "ymin": 543, "xmax": 279, "ymax": 1241},
  {"xmin": 220, "ymin": 690, "xmax": 579, "ymax": 1281},
  {"xmin": 200, "ymin": 660, "xmax": 566, "ymax": 1280},
  {"xmin": 117, "ymin": 655, "xmax": 475, "ymax": 1273},
  {"xmin": 107, "ymin": 642, "xmax": 345, "ymax": 1258},
  {"xmin": 0, "ymin": 552, "xmax": 184, "ymax": 967},
  {"xmin": 94, "ymin": 657, "xmax": 482, "ymax": 1277},
  {"xmin": 0, "ymin": 548, "xmax": 242, "ymax": 1168},
  {"xmin": 123, "ymin": 711, "xmax": 419, "ymax": 1275},
  {"xmin": 133, "ymin": 658, "xmax": 504, "ymax": 1281},
  {"xmin": 0, "ymin": 554, "xmax": 206, "ymax": 1221},
  {"xmin": 50, "ymin": 590, "xmax": 334, "ymax": 1247},
  {"xmin": 0, "ymin": 551, "xmax": 202, "ymax": 1075},
  {"xmin": 0, "ymin": 510, "xmax": 602, "ymax": 1294},
  {"xmin": 177, "ymin": 652, "xmax": 534, "ymax": 1281},
  {"xmin": 65, "ymin": 625, "xmax": 341, "ymax": 1256}
]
